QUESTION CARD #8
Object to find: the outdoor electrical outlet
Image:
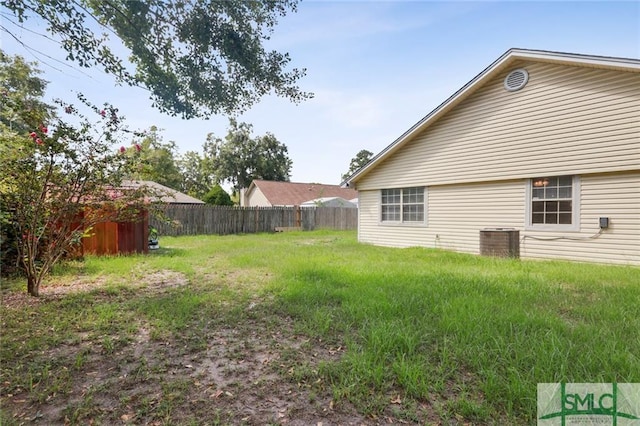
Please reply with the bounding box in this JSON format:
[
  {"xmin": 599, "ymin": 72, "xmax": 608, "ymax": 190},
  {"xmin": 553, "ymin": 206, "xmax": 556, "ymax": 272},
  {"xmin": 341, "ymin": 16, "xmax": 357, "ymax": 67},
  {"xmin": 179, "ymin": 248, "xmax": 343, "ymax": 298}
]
[{"xmin": 599, "ymin": 217, "xmax": 609, "ymax": 229}]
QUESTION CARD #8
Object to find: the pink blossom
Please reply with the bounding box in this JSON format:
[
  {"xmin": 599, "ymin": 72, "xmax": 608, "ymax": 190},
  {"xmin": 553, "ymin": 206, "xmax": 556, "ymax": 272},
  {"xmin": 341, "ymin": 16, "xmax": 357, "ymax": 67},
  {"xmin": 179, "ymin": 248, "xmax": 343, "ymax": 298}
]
[
  {"xmin": 119, "ymin": 146, "xmax": 126, "ymax": 153},
  {"xmin": 40, "ymin": 125, "xmax": 48, "ymax": 134},
  {"xmin": 65, "ymin": 106, "xmax": 73, "ymax": 114},
  {"xmin": 29, "ymin": 131, "xmax": 37, "ymax": 138},
  {"xmin": 100, "ymin": 110, "xmax": 107, "ymax": 117},
  {"xmin": 135, "ymin": 144, "xmax": 141, "ymax": 152},
  {"xmin": 36, "ymin": 138, "xmax": 43, "ymax": 145}
]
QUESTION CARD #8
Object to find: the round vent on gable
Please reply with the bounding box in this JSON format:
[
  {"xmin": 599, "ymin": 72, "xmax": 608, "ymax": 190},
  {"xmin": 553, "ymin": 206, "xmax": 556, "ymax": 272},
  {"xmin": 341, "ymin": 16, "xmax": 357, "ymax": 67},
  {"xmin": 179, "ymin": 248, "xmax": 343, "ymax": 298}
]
[{"xmin": 504, "ymin": 69, "xmax": 529, "ymax": 92}]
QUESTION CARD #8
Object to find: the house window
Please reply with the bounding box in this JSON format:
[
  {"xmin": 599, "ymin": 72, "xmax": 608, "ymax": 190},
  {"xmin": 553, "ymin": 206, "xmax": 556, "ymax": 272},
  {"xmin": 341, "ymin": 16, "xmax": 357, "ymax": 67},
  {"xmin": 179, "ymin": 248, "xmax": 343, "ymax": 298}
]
[
  {"xmin": 528, "ymin": 175, "xmax": 579, "ymax": 229},
  {"xmin": 381, "ymin": 187, "xmax": 425, "ymax": 223}
]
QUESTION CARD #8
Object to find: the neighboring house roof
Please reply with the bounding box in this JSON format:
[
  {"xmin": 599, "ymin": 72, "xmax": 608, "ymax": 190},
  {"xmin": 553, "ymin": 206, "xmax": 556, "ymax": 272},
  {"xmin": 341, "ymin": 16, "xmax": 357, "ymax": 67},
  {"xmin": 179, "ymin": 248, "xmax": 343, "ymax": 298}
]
[
  {"xmin": 300, "ymin": 197, "xmax": 358, "ymax": 208},
  {"xmin": 123, "ymin": 180, "xmax": 205, "ymax": 204},
  {"xmin": 246, "ymin": 180, "xmax": 358, "ymax": 206},
  {"xmin": 345, "ymin": 48, "xmax": 640, "ymax": 187}
]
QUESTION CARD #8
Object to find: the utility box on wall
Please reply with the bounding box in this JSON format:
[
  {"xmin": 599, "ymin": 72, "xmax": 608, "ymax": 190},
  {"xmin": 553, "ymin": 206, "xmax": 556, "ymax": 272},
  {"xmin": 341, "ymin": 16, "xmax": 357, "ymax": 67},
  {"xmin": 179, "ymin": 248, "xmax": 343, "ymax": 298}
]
[{"xmin": 480, "ymin": 228, "xmax": 520, "ymax": 258}]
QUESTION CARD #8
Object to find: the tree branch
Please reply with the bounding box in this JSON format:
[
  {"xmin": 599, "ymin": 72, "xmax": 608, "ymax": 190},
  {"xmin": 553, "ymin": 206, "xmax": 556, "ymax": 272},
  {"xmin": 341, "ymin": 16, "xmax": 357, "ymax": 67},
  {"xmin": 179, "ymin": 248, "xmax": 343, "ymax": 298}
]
[{"xmin": 0, "ymin": 23, "xmax": 95, "ymax": 78}]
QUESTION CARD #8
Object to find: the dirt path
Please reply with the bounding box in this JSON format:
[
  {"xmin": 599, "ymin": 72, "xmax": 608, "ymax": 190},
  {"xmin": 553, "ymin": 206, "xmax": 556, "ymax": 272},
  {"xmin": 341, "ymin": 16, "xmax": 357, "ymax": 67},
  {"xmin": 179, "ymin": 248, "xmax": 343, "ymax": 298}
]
[{"xmin": 1, "ymin": 273, "xmax": 420, "ymax": 425}]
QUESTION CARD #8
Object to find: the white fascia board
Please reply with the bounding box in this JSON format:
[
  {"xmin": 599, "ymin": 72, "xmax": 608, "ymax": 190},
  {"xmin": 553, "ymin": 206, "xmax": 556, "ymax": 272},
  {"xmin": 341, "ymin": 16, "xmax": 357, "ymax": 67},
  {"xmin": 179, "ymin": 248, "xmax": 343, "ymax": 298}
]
[
  {"xmin": 345, "ymin": 49, "xmax": 515, "ymax": 187},
  {"xmin": 345, "ymin": 48, "xmax": 640, "ymax": 188},
  {"xmin": 509, "ymin": 49, "xmax": 640, "ymax": 71}
]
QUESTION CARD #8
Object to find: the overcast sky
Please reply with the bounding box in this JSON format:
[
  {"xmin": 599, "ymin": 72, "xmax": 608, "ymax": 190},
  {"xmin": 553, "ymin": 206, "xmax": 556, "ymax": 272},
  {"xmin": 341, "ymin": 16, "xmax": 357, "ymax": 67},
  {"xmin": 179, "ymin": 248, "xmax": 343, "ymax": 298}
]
[{"xmin": 2, "ymin": 1, "xmax": 639, "ymax": 186}]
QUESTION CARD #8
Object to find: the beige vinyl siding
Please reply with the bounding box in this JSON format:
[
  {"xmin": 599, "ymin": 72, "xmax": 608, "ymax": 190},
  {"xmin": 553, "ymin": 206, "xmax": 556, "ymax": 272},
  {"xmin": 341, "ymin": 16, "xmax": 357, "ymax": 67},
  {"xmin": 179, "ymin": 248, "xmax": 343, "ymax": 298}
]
[
  {"xmin": 356, "ymin": 61, "xmax": 640, "ymax": 191},
  {"xmin": 358, "ymin": 189, "xmax": 429, "ymax": 248},
  {"xmin": 358, "ymin": 180, "xmax": 525, "ymax": 253},
  {"xmin": 358, "ymin": 172, "xmax": 640, "ymax": 265},
  {"xmin": 522, "ymin": 172, "xmax": 640, "ymax": 265},
  {"xmin": 246, "ymin": 188, "xmax": 271, "ymax": 207},
  {"xmin": 429, "ymin": 181, "xmax": 525, "ymax": 253}
]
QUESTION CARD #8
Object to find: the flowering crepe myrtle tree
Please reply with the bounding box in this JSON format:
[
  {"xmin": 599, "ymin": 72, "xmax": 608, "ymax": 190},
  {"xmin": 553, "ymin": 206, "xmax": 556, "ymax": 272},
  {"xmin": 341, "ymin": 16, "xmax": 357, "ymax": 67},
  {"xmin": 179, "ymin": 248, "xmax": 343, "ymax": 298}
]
[{"xmin": 0, "ymin": 94, "xmax": 161, "ymax": 297}]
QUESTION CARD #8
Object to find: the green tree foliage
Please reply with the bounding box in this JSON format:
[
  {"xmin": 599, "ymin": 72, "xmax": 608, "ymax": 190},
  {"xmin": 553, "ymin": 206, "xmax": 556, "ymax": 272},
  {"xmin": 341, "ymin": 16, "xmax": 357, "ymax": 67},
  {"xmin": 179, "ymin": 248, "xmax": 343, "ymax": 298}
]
[
  {"xmin": 0, "ymin": 53, "xmax": 159, "ymax": 296},
  {"xmin": 128, "ymin": 126, "xmax": 183, "ymax": 191},
  {"xmin": 204, "ymin": 119, "xmax": 292, "ymax": 193},
  {"xmin": 0, "ymin": 50, "xmax": 54, "ymax": 133},
  {"xmin": 0, "ymin": 50, "xmax": 55, "ymax": 276},
  {"xmin": 1, "ymin": 0, "xmax": 312, "ymax": 118},
  {"xmin": 203, "ymin": 184, "xmax": 233, "ymax": 206},
  {"xmin": 177, "ymin": 150, "xmax": 215, "ymax": 199},
  {"xmin": 342, "ymin": 149, "xmax": 373, "ymax": 181}
]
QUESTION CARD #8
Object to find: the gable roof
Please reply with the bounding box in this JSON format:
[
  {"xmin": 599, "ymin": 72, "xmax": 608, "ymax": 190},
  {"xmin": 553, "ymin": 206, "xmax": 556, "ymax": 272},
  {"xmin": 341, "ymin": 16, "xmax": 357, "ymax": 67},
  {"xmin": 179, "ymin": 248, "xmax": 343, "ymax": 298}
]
[
  {"xmin": 248, "ymin": 180, "xmax": 358, "ymax": 206},
  {"xmin": 300, "ymin": 197, "xmax": 358, "ymax": 208},
  {"xmin": 123, "ymin": 180, "xmax": 205, "ymax": 204},
  {"xmin": 345, "ymin": 48, "xmax": 640, "ymax": 187}
]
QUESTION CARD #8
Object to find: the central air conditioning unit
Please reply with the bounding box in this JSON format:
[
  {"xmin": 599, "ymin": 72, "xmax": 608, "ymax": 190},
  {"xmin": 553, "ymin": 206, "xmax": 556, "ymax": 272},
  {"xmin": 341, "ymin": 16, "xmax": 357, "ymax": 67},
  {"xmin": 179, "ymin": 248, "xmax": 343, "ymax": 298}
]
[{"xmin": 479, "ymin": 228, "xmax": 520, "ymax": 258}]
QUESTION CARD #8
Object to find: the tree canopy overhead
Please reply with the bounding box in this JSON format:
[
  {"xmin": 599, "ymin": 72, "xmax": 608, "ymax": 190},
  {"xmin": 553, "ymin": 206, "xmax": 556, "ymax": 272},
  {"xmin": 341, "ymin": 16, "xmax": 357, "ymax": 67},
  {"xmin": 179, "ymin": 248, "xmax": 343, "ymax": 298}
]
[{"xmin": 1, "ymin": 0, "xmax": 312, "ymax": 118}]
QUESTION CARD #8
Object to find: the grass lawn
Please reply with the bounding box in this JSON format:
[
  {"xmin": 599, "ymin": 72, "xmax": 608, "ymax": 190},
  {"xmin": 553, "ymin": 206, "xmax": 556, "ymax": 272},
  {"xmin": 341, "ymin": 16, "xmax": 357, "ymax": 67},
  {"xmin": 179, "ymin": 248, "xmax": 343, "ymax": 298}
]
[{"xmin": 1, "ymin": 230, "xmax": 639, "ymax": 425}]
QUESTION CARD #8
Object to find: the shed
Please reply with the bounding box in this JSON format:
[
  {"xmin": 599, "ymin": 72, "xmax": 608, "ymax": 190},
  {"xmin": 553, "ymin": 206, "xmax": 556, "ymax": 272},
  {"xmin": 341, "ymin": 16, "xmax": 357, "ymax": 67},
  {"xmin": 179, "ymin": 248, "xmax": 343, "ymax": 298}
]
[
  {"xmin": 80, "ymin": 181, "xmax": 202, "ymax": 256},
  {"xmin": 81, "ymin": 211, "xmax": 149, "ymax": 256}
]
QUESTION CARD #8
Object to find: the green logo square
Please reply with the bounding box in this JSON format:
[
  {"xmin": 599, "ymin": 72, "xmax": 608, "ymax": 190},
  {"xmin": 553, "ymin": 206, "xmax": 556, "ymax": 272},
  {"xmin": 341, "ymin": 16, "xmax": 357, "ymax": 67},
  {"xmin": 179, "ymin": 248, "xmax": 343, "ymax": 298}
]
[{"xmin": 538, "ymin": 383, "xmax": 640, "ymax": 425}]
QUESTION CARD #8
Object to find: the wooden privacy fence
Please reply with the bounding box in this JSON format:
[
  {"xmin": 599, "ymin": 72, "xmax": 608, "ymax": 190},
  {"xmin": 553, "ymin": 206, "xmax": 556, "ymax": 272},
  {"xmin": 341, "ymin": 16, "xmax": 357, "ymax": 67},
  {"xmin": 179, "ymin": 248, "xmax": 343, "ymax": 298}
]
[{"xmin": 150, "ymin": 205, "xmax": 357, "ymax": 236}]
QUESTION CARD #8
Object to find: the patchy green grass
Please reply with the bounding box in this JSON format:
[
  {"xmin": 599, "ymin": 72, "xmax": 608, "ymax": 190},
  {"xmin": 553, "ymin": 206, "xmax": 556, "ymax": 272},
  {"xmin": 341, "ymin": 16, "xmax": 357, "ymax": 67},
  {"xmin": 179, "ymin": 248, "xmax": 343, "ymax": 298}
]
[
  {"xmin": 1, "ymin": 230, "xmax": 638, "ymax": 424},
  {"xmin": 258, "ymin": 234, "xmax": 640, "ymax": 422}
]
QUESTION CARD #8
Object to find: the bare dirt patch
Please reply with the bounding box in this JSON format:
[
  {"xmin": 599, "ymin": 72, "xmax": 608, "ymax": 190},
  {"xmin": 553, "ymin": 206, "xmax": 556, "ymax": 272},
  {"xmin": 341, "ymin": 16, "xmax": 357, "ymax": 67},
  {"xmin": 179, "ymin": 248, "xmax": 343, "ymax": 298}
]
[
  {"xmin": 137, "ymin": 270, "xmax": 190, "ymax": 294},
  {"xmin": 1, "ymin": 270, "xmax": 189, "ymax": 310},
  {"xmin": 1, "ymin": 272, "xmax": 408, "ymax": 425}
]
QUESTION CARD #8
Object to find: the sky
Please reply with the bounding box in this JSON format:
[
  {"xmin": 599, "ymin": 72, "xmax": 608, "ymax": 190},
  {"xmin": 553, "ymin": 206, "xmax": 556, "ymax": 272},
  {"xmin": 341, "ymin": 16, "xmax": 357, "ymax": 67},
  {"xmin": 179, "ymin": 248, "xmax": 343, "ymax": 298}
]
[{"xmin": 2, "ymin": 1, "xmax": 639, "ymax": 187}]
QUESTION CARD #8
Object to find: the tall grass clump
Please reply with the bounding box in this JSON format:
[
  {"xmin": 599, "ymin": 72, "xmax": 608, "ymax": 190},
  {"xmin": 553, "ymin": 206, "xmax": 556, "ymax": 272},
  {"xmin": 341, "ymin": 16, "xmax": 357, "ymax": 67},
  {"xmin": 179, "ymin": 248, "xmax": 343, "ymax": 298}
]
[{"xmin": 272, "ymin": 237, "xmax": 640, "ymax": 422}]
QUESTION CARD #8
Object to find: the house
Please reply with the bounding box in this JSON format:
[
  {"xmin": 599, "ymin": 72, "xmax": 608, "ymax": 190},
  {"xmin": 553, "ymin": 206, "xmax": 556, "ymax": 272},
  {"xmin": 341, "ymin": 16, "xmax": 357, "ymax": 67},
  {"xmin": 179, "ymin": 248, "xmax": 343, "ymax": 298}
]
[
  {"xmin": 300, "ymin": 197, "xmax": 358, "ymax": 208},
  {"xmin": 345, "ymin": 48, "xmax": 640, "ymax": 265},
  {"xmin": 240, "ymin": 180, "xmax": 358, "ymax": 207}
]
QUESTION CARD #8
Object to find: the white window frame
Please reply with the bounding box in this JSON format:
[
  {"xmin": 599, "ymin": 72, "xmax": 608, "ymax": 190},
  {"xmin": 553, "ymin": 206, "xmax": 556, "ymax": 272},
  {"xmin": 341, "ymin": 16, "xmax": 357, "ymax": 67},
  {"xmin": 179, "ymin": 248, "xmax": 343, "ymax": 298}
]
[
  {"xmin": 380, "ymin": 187, "xmax": 427, "ymax": 226},
  {"xmin": 525, "ymin": 175, "xmax": 580, "ymax": 231}
]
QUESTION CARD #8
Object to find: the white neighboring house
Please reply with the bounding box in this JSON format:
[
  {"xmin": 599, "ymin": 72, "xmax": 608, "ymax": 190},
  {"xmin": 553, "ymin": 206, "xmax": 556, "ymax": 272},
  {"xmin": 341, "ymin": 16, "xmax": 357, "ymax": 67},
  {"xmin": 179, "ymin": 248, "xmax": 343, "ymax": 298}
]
[
  {"xmin": 300, "ymin": 197, "xmax": 358, "ymax": 208},
  {"xmin": 345, "ymin": 48, "xmax": 640, "ymax": 265}
]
